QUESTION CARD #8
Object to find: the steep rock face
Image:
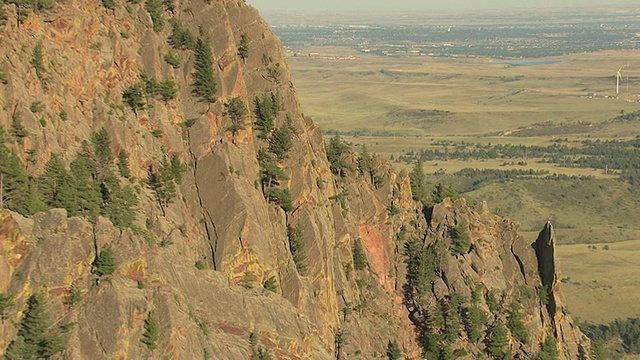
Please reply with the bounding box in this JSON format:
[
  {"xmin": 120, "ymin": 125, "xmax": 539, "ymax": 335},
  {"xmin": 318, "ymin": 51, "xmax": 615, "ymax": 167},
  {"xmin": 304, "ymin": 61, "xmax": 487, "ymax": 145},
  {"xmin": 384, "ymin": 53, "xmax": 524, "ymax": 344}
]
[
  {"xmin": 0, "ymin": 0, "xmax": 589, "ymax": 359},
  {"xmin": 0, "ymin": 0, "xmax": 412, "ymax": 357},
  {"xmin": 535, "ymin": 222, "xmax": 589, "ymax": 360}
]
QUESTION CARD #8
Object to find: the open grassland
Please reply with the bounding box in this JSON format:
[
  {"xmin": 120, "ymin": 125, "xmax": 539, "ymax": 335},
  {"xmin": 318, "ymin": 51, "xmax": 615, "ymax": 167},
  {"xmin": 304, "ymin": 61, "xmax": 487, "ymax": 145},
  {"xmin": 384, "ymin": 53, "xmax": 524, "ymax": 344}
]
[
  {"xmin": 557, "ymin": 240, "xmax": 640, "ymax": 324},
  {"xmin": 288, "ymin": 47, "xmax": 640, "ymax": 323}
]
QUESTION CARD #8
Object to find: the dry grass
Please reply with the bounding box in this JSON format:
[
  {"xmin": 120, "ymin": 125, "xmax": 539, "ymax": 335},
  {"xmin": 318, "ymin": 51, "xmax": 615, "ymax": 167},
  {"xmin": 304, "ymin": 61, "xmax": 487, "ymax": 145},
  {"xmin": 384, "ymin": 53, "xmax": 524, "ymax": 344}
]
[{"xmin": 558, "ymin": 240, "xmax": 640, "ymax": 323}]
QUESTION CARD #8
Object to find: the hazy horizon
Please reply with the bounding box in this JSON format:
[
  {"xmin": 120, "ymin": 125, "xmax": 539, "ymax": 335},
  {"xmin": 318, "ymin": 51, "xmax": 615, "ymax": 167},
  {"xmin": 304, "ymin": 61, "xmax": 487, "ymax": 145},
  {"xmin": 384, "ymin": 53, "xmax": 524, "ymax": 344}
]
[{"xmin": 246, "ymin": 0, "xmax": 639, "ymax": 12}]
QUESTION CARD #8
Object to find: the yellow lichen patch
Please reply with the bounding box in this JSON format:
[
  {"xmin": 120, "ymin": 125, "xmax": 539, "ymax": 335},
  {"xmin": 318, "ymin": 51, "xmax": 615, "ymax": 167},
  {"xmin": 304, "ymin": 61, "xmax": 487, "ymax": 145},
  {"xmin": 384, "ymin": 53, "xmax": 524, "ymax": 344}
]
[
  {"xmin": 113, "ymin": 325, "xmax": 131, "ymax": 360},
  {"xmin": 111, "ymin": 350, "xmax": 127, "ymax": 360},
  {"xmin": 302, "ymin": 336, "xmax": 313, "ymax": 355},
  {"xmin": 225, "ymin": 245, "xmax": 276, "ymax": 287},
  {"xmin": 121, "ymin": 258, "xmax": 147, "ymax": 282}
]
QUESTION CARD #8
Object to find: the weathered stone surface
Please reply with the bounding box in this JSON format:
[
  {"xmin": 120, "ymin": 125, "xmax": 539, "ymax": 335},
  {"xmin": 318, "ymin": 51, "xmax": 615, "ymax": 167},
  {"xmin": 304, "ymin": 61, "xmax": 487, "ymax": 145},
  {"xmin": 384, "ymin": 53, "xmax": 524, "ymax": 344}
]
[{"xmin": 0, "ymin": 0, "xmax": 589, "ymax": 358}]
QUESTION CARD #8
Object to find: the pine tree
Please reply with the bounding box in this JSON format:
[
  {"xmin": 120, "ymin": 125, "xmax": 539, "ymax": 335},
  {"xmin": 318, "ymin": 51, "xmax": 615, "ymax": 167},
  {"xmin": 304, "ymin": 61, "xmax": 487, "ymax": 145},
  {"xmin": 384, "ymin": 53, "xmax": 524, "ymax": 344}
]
[
  {"xmin": 5, "ymin": 293, "xmax": 64, "ymax": 359},
  {"xmin": 264, "ymin": 188, "xmax": 292, "ymax": 212},
  {"xmin": 10, "ymin": 112, "xmax": 28, "ymax": 141},
  {"xmin": 0, "ymin": 143, "xmax": 46, "ymax": 215},
  {"xmin": 141, "ymin": 311, "xmax": 159, "ymax": 350},
  {"xmin": 403, "ymin": 237, "xmax": 435, "ymax": 306},
  {"xmin": 432, "ymin": 182, "xmax": 459, "ymax": 203},
  {"xmin": 386, "ymin": 339, "xmax": 402, "ymax": 360},
  {"xmin": 487, "ymin": 321, "xmax": 509, "ymax": 359},
  {"xmin": 358, "ymin": 144, "xmax": 375, "ymax": 182},
  {"xmin": 268, "ymin": 123, "xmax": 292, "ymax": 160},
  {"xmin": 144, "ymin": 0, "xmax": 164, "ymax": 32},
  {"xmin": 0, "ymin": 293, "xmax": 14, "ymax": 323},
  {"xmin": 123, "ymin": 83, "xmax": 146, "ymax": 114},
  {"xmin": 147, "ymin": 157, "xmax": 177, "ymax": 215},
  {"xmin": 224, "ymin": 96, "xmax": 248, "ymax": 136},
  {"xmin": 169, "ymin": 154, "xmax": 184, "ymax": 183},
  {"xmin": 192, "ymin": 37, "xmax": 217, "ymax": 103},
  {"xmin": 117, "ymin": 150, "xmax": 131, "ymax": 178},
  {"xmin": 352, "ymin": 239, "xmax": 367, "ymax": 270},
  {"xmin": 254, "ymin": 92, "xmax": 281, "ymax": 139},
  {"xmin": 103, "ymin": 184, "xmax": 137, "ymax": 229},
  {"xmin": 507, "ymin": 302, "xmax": 529, "ymax": 343},
  {"xmin": 326, "ymin": 136, "xmax": 351, "ymax": 177},
  {"xmin": 462, "ymin": 306, "xmax": 488, "ymax": 343},
  {"xmin": 451, "ymin": 223, "xmax": 471, "ymax": 255},
  {"xmin": 69, "ymin": 153, "xmax": 102, "ymax": 219},
  {"xmin": 39, "ymin": 153, "xmax": 77, "ymax": 211},
  {"xmin": 168, "ymin": 22, "xmax": 196, "ymax": 50},
  {"xmin": 534, "ymin": 335, "xmax": 559, "ymax": 360},
  {"xmin": 258, "ymin": 149, "xmax": 288, "ymax": 189},
  {"xmin": 91, "ymin": 128, "xmax": 112, "ymax": 165},
  {"xmin": 94, "ymin": 245, "xmax": 116, "ymax": 276},
  {"xmin": 237, "ymin": 33, "xmax": 249, "ymax": 62},
  {"xmin": 156, "ymin": 80, "xmax": 177, "ymax": 103},
  {"xmin": 409, "ymin": 159, "xmax": 428, "ymax": 204},
  {"xmin": 31, "ymin": 42, "xmax": 45, "ymax": 80}
]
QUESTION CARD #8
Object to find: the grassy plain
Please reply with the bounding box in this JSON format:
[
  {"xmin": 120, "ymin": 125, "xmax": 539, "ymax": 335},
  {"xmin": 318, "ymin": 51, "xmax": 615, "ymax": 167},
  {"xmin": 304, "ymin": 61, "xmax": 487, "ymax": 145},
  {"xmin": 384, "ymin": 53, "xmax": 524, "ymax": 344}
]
[{"xmin": 287, "ymin": 46, "xmax": 640, "ymax": 323}]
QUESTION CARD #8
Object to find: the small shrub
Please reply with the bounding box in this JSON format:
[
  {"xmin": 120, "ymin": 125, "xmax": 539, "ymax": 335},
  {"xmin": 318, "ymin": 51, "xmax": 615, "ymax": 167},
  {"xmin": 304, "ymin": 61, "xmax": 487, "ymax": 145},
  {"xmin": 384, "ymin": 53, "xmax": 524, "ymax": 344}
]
[
  {"xmin": 0, "ymin": 70, "xmax": 7, "ymax": 85},
  {"xmin": 59, "ymin": 109, "xmax": 67, "ymax": 121},
  {"xmin": 30, "ymin": 101, "xmax": 44, "ymax": 113},
  {"xmin": 195, "ymin": 260, "xmax": 205, "ymax": 270},
  {"xmin": 122, "ymin": 83, "xmax": 146, "ymax": 114},
  {"xmin": 182, "ymin": 118, "xmax": 197, "ymax": 128},
  {"xmin": 101, "ymin": 0, "xmax": 116, "ymax": 9},
  {"xmin": 264, "ymin": 188, "xmax": 292, "ymax": 212},
  {"xmin": 263, "ymin": 276, "xmax": 277, "ymax": 292},
  {"xmin": 164, "ymin": 52, "xmax": 180, "ymax": 68}
]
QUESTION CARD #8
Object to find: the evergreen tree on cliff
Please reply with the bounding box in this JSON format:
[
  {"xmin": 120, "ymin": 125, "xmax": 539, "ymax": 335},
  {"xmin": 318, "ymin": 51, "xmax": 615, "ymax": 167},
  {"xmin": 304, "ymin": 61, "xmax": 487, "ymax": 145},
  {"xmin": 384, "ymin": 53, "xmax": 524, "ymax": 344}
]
[{"xmin": 192, "ymin": 37, "xmax": 217, "ymax": 104}]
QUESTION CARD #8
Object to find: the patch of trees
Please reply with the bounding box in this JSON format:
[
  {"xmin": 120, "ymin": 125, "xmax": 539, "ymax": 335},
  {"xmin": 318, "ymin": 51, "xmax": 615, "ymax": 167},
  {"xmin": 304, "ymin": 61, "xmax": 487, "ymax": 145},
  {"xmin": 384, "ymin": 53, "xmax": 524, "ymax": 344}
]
[
  {"xmin": 168, "ymin": 22, "xmax": 197, "ymax": 50},
  {"xmin": 399, "ymin": 139, "xmax": 640, "ymax": 183},
  {"xmin": 581, "ymin": 317, "xmax": 640, "ymax": 358},
  {"xmin": 147, "ymin": 154, "xmax": 184, "ymax": 216},
  {"xmin": 1, "ymin": 127, "xmax": 139, "ymax": 228},
  {"xmin": 256, "ymin": 113, "xmax": 294, "ymax": 212},
  {"xmin": 122, "ymin": 74, "xmax": 178, "ymax": 114},
  {"xmin": 4, "ymin": 0, "xmax": 56, "ymax": 23},
  {"xmin": 254, "ymin": 92, "xmax": 283, "ymax": 139}
]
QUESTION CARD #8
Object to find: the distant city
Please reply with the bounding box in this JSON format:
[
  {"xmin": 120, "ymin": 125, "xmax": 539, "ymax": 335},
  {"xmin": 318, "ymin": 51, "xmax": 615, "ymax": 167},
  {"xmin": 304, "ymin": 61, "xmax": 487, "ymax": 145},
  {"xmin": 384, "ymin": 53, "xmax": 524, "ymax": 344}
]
[{"xmin": 268, "ymin": 9, "xmax": 640, "ymax": 58}]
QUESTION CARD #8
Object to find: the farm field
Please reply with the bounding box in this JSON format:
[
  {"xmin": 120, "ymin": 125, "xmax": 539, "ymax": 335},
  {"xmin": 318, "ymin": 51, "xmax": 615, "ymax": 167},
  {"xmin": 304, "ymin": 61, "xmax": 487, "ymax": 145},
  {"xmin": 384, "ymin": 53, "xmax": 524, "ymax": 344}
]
[{"xmin": 286, "ymin": 46, "xmax": 640, "ymax": 323}]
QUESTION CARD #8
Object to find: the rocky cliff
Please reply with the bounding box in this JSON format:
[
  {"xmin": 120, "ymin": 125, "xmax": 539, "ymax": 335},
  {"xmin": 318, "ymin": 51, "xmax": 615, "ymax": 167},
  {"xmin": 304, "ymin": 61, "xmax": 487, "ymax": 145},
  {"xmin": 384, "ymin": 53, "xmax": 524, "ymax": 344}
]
[{"xmin": 0, "ymin": 0, "xmax": 589, "ymax": 358}]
